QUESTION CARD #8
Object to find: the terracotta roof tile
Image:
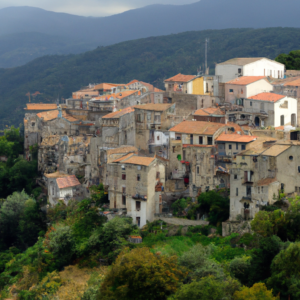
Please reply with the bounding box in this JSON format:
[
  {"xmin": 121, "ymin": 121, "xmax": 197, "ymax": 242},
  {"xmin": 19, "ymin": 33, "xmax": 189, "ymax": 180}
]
[
  {"xmin": 216, "ymin": 132, "xmax": 257, "ymax": 143},
  {"xmin": 92, "ymin": 90, "xmax": 138, "ymax": 101},
  {"xmin": 134, "ymin": 103, "xmax": 173, "ymax": 111},
  {"xmin": 112, "ymin": 153, "xmax": 135, "ymax": 162},
  {"xmin": 118, "ymin": 155, "xmax": 155, "ymax": 166},
  {"xmin": 56, "ymin": 175, "xmax": 81, "ymax": 189},
  {"xmin": 183, "ymin": 144, "xmax": 213, "ymax": 148},
  {"xmin": 25, "ymin": 103, "xmax": 57, "ymax": 110},
  {"xmin": 127, "ymin": 80, "xmax": 139, "ymax": 85},
  {"xmin": 284, "ymin": 78, "xmax": 300, "ymax": 87},
  {"xmin": 194, "ymin": 107, "xmax": 225, "ymax": 116},
  {"xmin": 44, "ymin": 171, "xmax": 69, "ymax": 178},
  {"xmin": 226, "ymin": 76, "xmax": 266, "ymax": 85},
  {"xmin": 248, "ymin": 92, "xmax": 285, "ymax": 102},
  {"xmin": 37, "ymin": 110, "xmax": 78, "ymax": 122},
  {"xmin": 102, "ymin": 107, "xmax": 135, "ymax": 119},
  {"xmin": 107, "ymin": 146, "xmax": 138, "ymax": 155},
  {"xmin": 256, "ymin": 178, "xmax": 278, "ymax": 186},
  {"xmin": 169, "ymin": 121, "xmax": 224, "ymax": 135},
  {"xmin": 165, "ymin": 73, "xmax": 196, "ymax": 83},
  {"xmin": 94, "ymin": 83, "xmax": 124, "ymax": 90}
]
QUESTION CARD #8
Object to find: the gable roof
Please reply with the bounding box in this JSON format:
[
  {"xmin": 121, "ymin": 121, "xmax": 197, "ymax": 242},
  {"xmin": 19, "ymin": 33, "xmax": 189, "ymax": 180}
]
[
  {"xmin": 134, "ymin": 103, "xmax": 173, "ymax": 111},
  {"xmin": 25, "ymin": 103, "xmax": 57, "ymax": 110},
  {"xmin": 284, "ymin": 78, "xmax": 300, "ymax": 87},
  {"xmin": 256, "ymin": 178, "xmax": 279, "ymax": 186},
  {"xmin": 116, "ymin": 155, "xmax": 155, "ymax": 166},
  {"xmin": 216, "ymin": 133, "xmax": 257, "ymax": 143},
  {"xmin": 194, "ymin": 107, "xmax": 225, "ymax": 116},
  {"xmin": 218, "ymin": 57, "xmax": 283, "ymax": 66},
  {"xmin": 226, "ymin": 76, "xmax": 267, "ymax": 85},
  {"xmin": 112, "ymin": 153, "xmax": 135, "ymax": 162},
  {"xmin": 127, "ymin": 79, "xmax": 139, "ymax": 85},
  {"xmin": 44, "ymin": 171, "xmax": 69, "ymax": 178},
  {"xmin": 37, "ymin": 110, "xmax": 78, "ymax": 122},
  {"xmin": 106, "ymin": 146, "xmax": 138, "ymax": 155},
  {"xmin": 56, "ymin": 175, "xmax": 81, "ymax": 189},
  {"xmin": 94, "ymin": 83, "xmax": 124, "ymax": 90},
  {"xmin": 248, "ymin": 92, "xmax": 285, "ymax": 102},
  {"xmin": 261, "ymin": 144, "xmax": 291, "ymax": 157},
  {"xmin": 165, "ymin": 73, "xmax": 196, "ymax": 83},
  {"xmin": 102, "ymin": 107, "xmax": 135, "ymax": 119},
  {"xmin": 169, "ymin": 121, "xmax": 224, "ymax": 135}
]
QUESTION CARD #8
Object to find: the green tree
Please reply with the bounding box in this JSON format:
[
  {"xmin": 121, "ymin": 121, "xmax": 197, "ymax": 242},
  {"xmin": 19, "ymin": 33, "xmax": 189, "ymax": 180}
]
[
  {"xmin": 170, "ymin": 276, "xmax": 240, "ymax": 300},
  {"xmin": 172, "ymin": 198, "xmax": 188, "ymax": 216},
  {"xmin": 89, "ymin": 183, "xmax": 107, "ymax": 206},
  {"xmin": 276, "ymin": 50, "xmax": 300, "ymax": 70},
  {"xmin": 267, "ymin": 242, "xmax": 300, "ymax": 299},
  {"xmin": 234, "ymin": 283, "xmax": 278, "ymax": 300},
  {"xmin": 99, "ymin": 247, "xmax": 186, "ymax": 300}
]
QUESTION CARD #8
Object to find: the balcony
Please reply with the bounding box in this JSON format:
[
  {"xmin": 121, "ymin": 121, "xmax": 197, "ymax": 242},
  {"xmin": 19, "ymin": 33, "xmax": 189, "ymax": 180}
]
[
  {"xmin": 132, "ymin": 194, "xmax": 147, "ymax": 201},
  {"xmin": 217, "ymin": 155, "xmax": 232, "ymax": 163}
]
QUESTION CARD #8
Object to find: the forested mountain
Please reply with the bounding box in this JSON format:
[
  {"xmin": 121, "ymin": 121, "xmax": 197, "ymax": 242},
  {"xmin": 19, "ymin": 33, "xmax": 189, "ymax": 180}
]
[
  {"xmin": 0, "ymin": 32, "xmax": 98, "ymax": 68},
  {"xmin": 1, "ymin": 27, "xmax": 300, "ymax": 127},
  {"xmin": 1, "ymin": 1, "xmax": 300, "ymax": 67}
]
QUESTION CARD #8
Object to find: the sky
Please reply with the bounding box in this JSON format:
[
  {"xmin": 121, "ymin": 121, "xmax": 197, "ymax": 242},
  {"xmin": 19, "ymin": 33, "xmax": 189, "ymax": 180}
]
[{"xmin": 0, "ymin": 0, "xmax": 198, "ymax": 17}]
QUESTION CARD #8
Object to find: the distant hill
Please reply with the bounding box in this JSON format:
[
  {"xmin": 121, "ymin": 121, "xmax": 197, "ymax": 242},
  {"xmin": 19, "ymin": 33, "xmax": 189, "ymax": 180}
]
[
  {"xmin": 0, "ymin": 32, "xmax": 98, "ymax": 68},
  {"xmin": 1, "ymin": 1, "xmax": 300, "ymax": 67},
  {"xmin": 1, "ymin": 27, "xmax": 300, "ymax": 127}
]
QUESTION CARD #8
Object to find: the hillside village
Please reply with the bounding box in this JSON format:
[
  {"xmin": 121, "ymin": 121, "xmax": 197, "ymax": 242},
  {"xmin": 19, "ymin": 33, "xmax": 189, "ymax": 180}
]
[{"xmin": 24, "ymin": 57, "xmax": 300, "ymax": 232}]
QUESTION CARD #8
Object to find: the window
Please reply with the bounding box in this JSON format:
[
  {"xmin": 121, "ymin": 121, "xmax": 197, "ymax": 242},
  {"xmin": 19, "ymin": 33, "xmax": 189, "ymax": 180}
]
[
  {"xmin": 246, "ymin": 186, "xmax": 251, "ymax": 196},
  {"xmin": 207, "ymin": 137, "xmax": 213, "ymax": 145},
  {"xmin": 183, "ymin": 150, "xmax": 186, "ymax": 160},
  {"xmin": 137, "ymin": 174, "xmax": 141, "ymax": 181},
  {"xmin": 261, "ymin": 187, "xmax": 264, "ymax": 193},
  {"xmin": 298, "ymin": 166, "xmax": 300, "ymax": 173},
  {"xmin": 137, "ymin": 114, "xmax": 141, "ymax": 122},
  {"xmin": 258, "ymin": 187, "xmax": 260, "ymax": 194},
  {"xmin": 31, "ymin": 122, "xmax": 35, "ymax": 127},
  {"xmin": 147, "ymin": 113, "xmax": 151, "ymax": 121},
  {"xmin": 236, "ymin": 188, "xmax": 238, "ymax": 196},
  {"xmin": 122, "ymin": 174, "xmax": 126, "ymax": 180},
  {"xmin": 236, "ymin": 143, "xmax": 238, "ymax": 150},
  {"xmin": 280, "ymin": 115, "xmax": 284, "ymax": 126},
  {"xmin": 136, "ymin": 201, "xmax": 141, "ymax": 211},
  {"xmin": 172, "ymin": 146, "xmax": 175, "ymax": 153},
  {"xmin": 122, "ymin": 165, "xmax": 125, "ymax": 170},
  {"xmin": 234, "ymin": 174, "xmax": 237, "ymax": 180},
  {"xmin": 157, "ymin": 135, "xmax": 160, "ymax": 141},
  {"xmin": 122, "ymin": 195, "xmax": 126, "ymax": 205},
  {"xmin": 199, "ymin": 136, "xmax": 203, "ymax": 144},
  {"xmin": 281, "ymin": 183, "xmax": 284, "ymax": 191},
  {"xmin": 238, "ymin": 68, "xmax": 242, "ymax": 74},
  {"xmin": 296, "ymin": 187, "xmax": 298, "ymax": 192},
  {"xmin": 229, "ymin": 89, "xmax": 234, "ymax": 93},
  {"xmin": 229, "ymin": 144, "xmax": 232, "ymax": 150},
  {"xmin": 241, "ymin": 145, "xmax": 246, "ymax": 150},
  {"xmin": 206, "ymin": 186, "xmax": 210, "ymax": 192},
  {"xmin": 197, "ymin": 166, "xmax": 200, "ymax": 174},
  {"xmin": 154, "ymin": 113, "xmax": 161, "ymax": 123},
  {"xmin": 289, "ymin": 156, "xmax": 293, "ymax": 161},
  {"xmin": 242, "ymin": 156, "xmax": 245, "ymax": 160},
  {"xmin": 137, "ymin": 165, "xmax": 141, "ymax": 170},
  {"xmin": 250, "ymin": 101, "xmax": 252, "ymax": 106}
]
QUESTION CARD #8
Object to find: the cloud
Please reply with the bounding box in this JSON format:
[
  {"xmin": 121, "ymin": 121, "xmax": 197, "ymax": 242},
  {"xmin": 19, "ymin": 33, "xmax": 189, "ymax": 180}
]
[{"xmin": 0, "ymin": 0, "xmax": 198, "ymax": 16}]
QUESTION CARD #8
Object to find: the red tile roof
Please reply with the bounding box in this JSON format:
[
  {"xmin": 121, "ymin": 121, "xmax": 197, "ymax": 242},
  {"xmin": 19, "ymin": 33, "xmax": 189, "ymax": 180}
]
[
  {"xmin": 127, "ymin": 79, "xmax": 139, "ymax": 85},
  {"xmin": 169, "ymin": 121, "xmax": 224, "ymax": 135},
  {"xmin": 216, "ymin": 133, "xmax": 257, "ymax": 143},
  {"xmin": 116, "ymin": 155, "xmax": 155, "ymax": 166},
  {"xmin": 93, "ymin": 90, "xmax": 138, "ymax": 101},
  {"xmin": 56, "ymin": 175, "xmax": 81, "ymax": 189},
  {"xmin": 284, "ymin": 78, "xmax": 300, "ymax": 87},
  {"xmin": 102, "ymin": 107, "xmax": 135, "ymax": 119},
  {"xmin": 256, "ymin": 178, "xmax": 278, "ymax": 186},
  {"xmin": 226, "ymin": 76, "xmax": 266, "ymax": 85},
  {"xmin": 25, "ymin": 103, "xmax": 57, "ymax": 110},
  {"xmin": 113, "ymin": 153, "xmax": 135, "ymax": 162},
  {"xmin": 248, "ymin": 92, "xmax": 285, "ymax": 102},
  {"xmin": 165, "ymin": 73, "xmax": 196, "ymax": 83},
  {"xmin": 194, "ymin": 107, "xmax": 225, "ymax": 116},
  {"xmin": 37, "ymin": 110, "xmax": 78, "ymax": 122}
]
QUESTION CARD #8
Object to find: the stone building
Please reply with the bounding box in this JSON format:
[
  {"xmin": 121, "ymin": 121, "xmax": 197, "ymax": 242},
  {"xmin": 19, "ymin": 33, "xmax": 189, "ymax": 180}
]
[
  {"xmin": 193, "ymin": 107, "xmax": 225, "ymax": 123},
  {"xmin": 135, "ymin": 103, "xmax": 176, "ymax": 156},
  {"xmin": 101, "ymin": 107, "xmax": 135, "ymax": 149},
  {"xmin": 228, "ymin": 139, "xmax": 300, "ymax": 221},
  {"xmin": 107, "ymin": 154, "xmax": 165, "ymax": 227},
  {"xmin": 45, "ymin": 172, "xmax": 83, "ymax": 206}
]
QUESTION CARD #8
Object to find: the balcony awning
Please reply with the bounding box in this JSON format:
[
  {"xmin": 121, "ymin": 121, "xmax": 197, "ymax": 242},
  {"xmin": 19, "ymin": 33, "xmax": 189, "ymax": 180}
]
[{"xmin": 180, "ymin": 160, "xmax": 190, "ymax": 164}]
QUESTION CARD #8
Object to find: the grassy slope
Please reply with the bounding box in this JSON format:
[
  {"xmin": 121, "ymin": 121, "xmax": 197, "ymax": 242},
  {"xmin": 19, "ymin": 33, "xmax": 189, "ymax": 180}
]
[{"xmin": 1, "ymin": 27, "xmax": 300, "ymax": 126}]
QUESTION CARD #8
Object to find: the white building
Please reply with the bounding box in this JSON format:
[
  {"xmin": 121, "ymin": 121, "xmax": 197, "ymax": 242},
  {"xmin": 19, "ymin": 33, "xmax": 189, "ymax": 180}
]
[
  {"xmin": 246, "ymin": 92, "xmax": 297, "ymax": 127},
  {"xmin": 225, "ymin": 76, "xmax": 273, "ymax": 104},
  {"xmin": 216, "ymin": 58, "xmax": 285, "ymax": 83}
]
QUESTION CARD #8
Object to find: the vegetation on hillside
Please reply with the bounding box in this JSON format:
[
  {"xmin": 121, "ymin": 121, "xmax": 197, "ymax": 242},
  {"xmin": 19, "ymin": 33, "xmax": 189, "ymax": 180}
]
[
  {"xmin": 2, "ymin": 27, "xmax": 300, "ymax": 126},
  {"xmin": 276, "ymin": 50, "xmax": 300, "ymax": 70}
]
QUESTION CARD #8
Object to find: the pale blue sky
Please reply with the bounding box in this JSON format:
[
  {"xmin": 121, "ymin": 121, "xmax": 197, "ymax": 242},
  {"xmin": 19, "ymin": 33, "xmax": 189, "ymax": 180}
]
[{"xmin": 0, "ymin": 0, "xmax": 198, "ymax": 16}]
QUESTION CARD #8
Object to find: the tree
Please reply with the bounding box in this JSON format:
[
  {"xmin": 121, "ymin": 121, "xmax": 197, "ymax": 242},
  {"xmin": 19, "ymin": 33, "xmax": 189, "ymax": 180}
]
[
  {"xmin": 89, "ymin": 183, "xmax": 107, "ymax": 206},
  {"xmin": 172, "ymin": 198, "xmax": 189, "ymax": 216},
  {"xmin": 196, "ymin": 190, "xmax": 229, "ymax": 226},
  {"xmin": 99, "ymin": 247, "xmax": 186, "ymax": 300},
  {"xmin": 170, "ymin": 276, "xmax": 240, "ymax": 300},
  {"xmin": 276, "ymin": 50, "xmax": 300, "ymax": 70},
  {"xmin": 234, "ymin": 283, "xmax": 278, "ymax": 300}
]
